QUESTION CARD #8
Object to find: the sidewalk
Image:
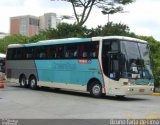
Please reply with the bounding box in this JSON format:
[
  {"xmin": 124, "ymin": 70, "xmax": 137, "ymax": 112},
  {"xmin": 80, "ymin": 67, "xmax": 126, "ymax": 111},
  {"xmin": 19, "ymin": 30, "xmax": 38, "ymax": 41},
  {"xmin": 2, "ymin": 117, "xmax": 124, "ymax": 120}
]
[{"xmin": 152, "ymin": 93, "xmax": 160, "ymax": 96}]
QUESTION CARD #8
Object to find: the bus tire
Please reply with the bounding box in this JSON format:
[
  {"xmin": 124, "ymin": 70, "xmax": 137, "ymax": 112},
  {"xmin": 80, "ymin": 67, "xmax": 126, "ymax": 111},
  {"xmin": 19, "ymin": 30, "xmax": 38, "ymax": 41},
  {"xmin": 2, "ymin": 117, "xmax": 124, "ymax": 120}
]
[
  {"xmin": 19, "ymin": 75, "xmax": 27, "ymax": 88},
  {"xmin": 29, "ymin": 76, "xmax": 38, "ymax": 90},
  {"xmin": 89, "ymin": 81, "xmax": 102, "ymax": 98},
  {"xmin": 116, "ymin": 95, "xmax": 125, "ymax": 99}
]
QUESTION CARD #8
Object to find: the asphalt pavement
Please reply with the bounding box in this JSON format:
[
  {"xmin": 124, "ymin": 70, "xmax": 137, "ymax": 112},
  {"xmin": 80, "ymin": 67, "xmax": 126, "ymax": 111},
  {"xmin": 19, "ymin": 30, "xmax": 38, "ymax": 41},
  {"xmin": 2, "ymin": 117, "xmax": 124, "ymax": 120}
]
[{"xmin": 0, "ymin": 83, "xmax": 160, "ymax": 119}]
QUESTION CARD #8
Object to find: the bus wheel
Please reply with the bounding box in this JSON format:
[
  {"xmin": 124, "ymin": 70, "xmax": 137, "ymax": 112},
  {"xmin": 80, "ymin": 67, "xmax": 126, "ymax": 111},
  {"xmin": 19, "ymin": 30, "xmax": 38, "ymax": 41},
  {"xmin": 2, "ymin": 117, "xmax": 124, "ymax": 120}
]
[
  {"xmin": 89, "ymin": 81, "xmax": 102, "ymax": 98},
  {"xmin": 19, "ymin": 75, "xmax": 27, "ymax": 88},
  {"xmin": 116, "ymin": 95, "xmax": 125, "ymax": 99},
  {"xmin": 29, "ymin": 76, "xmax": 38, "ymax": 90}
]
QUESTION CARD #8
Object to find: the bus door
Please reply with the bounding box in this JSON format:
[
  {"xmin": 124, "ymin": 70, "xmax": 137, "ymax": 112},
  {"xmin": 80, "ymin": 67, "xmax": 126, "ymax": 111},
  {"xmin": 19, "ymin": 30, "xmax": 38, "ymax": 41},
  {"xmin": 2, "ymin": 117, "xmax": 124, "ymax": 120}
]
[
  {"xmin": 102, "ymin": 39, "xmax": 120, "ymax": 81},
  {"xmin": 108, "ymin": 52, "xmax": 120, "ymax": 80}
]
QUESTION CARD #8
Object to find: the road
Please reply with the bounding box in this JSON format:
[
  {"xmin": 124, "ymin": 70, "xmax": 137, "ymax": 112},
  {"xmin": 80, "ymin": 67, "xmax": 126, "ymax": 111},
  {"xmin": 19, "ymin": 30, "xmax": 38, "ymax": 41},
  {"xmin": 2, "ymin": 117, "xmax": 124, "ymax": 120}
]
[{"xmin": 0, "ymin": 83, "xmax": 160, "ymax": 119}]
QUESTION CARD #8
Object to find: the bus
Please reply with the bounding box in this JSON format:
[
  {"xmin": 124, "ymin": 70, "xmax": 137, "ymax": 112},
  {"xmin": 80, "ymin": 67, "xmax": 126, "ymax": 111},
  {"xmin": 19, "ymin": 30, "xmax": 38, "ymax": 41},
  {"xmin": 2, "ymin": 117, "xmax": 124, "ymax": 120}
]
[
  {"xmin": 0, "ymin": 53, "xmax": 5, "ymax": 79},
  {"xmin": 6, "ymin": 36, "xmax": 154, "ymax": 97}
]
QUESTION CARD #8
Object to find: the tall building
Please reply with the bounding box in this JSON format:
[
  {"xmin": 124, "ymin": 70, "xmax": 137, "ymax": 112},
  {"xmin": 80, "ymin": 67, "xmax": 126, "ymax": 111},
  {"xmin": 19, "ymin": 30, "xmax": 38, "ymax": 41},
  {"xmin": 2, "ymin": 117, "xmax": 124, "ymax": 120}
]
[
  {"xmin": 10, "ymin": 15, "xmax": 39, "ymax": 37},
  {"xmin": 10, "ymin": 13, "xmax": 60, "ymax": 37},
  {"xmin": 39, "ymin": 13, "xmax": 58, "ymax": 30}
]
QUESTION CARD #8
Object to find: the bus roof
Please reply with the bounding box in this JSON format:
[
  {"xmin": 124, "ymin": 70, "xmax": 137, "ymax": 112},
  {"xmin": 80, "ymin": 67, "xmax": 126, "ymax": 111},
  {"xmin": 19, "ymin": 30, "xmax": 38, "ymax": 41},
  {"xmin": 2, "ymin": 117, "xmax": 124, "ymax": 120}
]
[
  {"xmin": 8, "ymin": 38, "xmax": 91, "ymax": 48},
  {"xmin": 92, "ymin": 36, "xmax": 147, "ymax": 43},
  {"xmin": 8, "ymin": 36, "xmax": 147, "ymax": 48},
  {"xmin": 8, "ymin": 44, "xmax": 24, "ymax": 48}
]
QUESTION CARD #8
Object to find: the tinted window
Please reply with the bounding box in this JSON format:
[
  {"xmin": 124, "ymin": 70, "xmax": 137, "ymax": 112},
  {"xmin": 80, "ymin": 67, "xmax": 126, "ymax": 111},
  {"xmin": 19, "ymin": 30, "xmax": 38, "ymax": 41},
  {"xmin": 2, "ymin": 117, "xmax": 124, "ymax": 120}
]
[
  {"xmin": 79, "ymin": 42, "xmax": 99, "ymax": 59},
  {"xmin": 7, "ymin": 48, "xmax": 25, "ymax": 60},
  {"xmin": 35, "ymin": 46, "xmax": 47, "ymax": 59},
  {"xmin": 125, "ymin": 42, "xmax": 141, "ymax": 61},
  {"xmin": 102, "ymin": 39, "xmax": 120, "ymax": 78},
  {"xmin": 55, "ymin": 45, "xmax": 64, "ymax": 59},
  {"xmin": 7, "ymin": 48, "xmax": 13, "ymax": 60},
  {"xmin": 25, "ymin": 47, "xmax": 34, "ymax": 59},
  {"xmin": 7, "ymin": 42, "xmax": 99, "ymax": 60},
  {"xmin": 47, "ymin": 46, "xmax": 56, "ymax": 59},
  {"xmin": 64, "ymin": 44, "xmax": 78, "ymax": 59}
]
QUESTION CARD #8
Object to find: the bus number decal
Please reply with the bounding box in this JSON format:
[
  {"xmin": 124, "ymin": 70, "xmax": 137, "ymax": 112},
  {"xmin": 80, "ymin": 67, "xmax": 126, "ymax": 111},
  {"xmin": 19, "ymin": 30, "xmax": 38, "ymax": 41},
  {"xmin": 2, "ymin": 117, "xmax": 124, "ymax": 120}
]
[{"xmin": 78, "ymin": 59, "xmax": 92, "ymax": 64}]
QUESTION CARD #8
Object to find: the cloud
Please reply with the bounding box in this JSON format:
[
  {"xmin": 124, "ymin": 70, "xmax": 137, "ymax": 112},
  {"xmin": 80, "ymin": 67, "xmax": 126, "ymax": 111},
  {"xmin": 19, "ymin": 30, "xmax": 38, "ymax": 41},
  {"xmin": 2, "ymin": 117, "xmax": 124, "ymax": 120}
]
[{"xmin": 109, "ymin": 0, "xmax": 160, "ymax": 40}]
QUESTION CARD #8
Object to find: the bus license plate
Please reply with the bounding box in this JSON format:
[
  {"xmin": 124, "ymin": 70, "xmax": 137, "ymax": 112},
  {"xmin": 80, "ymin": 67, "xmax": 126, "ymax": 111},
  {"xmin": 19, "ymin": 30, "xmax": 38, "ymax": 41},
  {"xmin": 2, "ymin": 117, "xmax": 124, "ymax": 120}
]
[{"xmin": 139, "ymin": 89, "xmax": 145, "ymax": 92}]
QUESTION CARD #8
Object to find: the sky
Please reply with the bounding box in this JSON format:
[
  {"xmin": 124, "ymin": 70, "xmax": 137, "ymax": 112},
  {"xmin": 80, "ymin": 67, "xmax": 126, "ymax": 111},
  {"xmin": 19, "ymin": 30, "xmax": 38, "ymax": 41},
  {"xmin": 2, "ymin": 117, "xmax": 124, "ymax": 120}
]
[{"xmin": 0, "ymin": 0, "xmax": 160, "ymax": 41}]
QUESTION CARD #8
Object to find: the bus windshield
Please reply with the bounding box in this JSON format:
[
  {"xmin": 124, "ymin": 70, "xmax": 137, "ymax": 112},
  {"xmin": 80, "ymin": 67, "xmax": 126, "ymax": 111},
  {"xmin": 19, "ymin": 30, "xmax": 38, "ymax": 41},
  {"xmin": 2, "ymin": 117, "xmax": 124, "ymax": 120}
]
[{"xmin": 121, "ymin": 41, "xmax": 153, "ymax": 79}]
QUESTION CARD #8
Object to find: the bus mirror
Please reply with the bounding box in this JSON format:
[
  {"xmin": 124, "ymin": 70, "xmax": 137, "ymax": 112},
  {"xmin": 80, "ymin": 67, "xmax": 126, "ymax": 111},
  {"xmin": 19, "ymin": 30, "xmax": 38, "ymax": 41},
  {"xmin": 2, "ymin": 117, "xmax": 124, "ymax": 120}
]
[{"xmin": 132, "ymin": 67, "xmax": 138, "ymax": 72}]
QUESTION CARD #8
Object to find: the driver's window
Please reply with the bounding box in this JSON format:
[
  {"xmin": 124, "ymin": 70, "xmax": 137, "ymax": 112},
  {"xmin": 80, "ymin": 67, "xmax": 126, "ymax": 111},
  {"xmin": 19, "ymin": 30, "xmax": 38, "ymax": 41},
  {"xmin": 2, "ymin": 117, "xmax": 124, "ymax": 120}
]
[{"xmin": 110, "ymin": 53, "xmax": 120, "ymax": 80}]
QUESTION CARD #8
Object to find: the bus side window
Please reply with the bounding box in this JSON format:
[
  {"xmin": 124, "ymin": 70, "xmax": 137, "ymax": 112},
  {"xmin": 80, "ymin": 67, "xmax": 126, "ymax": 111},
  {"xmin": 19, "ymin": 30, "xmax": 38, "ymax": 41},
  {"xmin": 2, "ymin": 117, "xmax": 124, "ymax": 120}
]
[
  {"xmin": 56, "ymin": 46, "xmax": 64, "ymax": 59},
  {"xmin": 26, "ymin": 54, "xmax": 32, "ymax": 59},
  {"xmin": 11, "ymin": 48, "xmax": 25, "ymax": 60},
  {"xmin": 7, "ymin": 49, "xmax": 13, "ymax": 60},
  {"xmin": 64, "ymin": 44, "xmax": 78, "ymax": 59},
  {"xmin": 47, "ymin": 46, "xmax": 56, "ymax": 59},
  {"xmin": 89, "ymin": 43, "xmax": 99, "ymax": 58},
  {"xmin": 40, "ymin": 47, "xmax": 46, "ymax": 59},
  {"xmin": 79, "ymin": 42, "xmax": 99, "ymax": 59},
  {"xmin": 26, "ymin": 47, "xmax": 34, "ymax": 59},
  {"xmin": 40, "ymin": 53, "xmax": 46, "ymax": 59}
]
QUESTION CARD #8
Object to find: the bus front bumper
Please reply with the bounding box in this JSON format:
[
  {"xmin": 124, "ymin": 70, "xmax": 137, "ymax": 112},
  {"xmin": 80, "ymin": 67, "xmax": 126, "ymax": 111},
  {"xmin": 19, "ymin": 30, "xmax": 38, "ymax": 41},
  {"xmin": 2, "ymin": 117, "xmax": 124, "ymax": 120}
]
[{"xmin": 106, "ymin": 85, "xmax": 154, "ymax": 96}]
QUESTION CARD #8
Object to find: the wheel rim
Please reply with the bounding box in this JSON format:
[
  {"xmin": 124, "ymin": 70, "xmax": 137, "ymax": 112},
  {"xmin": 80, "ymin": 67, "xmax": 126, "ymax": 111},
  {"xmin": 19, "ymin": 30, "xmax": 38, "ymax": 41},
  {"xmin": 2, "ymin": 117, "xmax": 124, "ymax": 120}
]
[
  {"xmin": 92, "ymin": 84, "xmax": 101, "ymax": 96},
  {"xmin": 21, "ymin": 78, "xmax": 26, "ymax": 86},
  {"xmin": 31, "ymin": 79, "xmax": 36, "ymax": 87}
]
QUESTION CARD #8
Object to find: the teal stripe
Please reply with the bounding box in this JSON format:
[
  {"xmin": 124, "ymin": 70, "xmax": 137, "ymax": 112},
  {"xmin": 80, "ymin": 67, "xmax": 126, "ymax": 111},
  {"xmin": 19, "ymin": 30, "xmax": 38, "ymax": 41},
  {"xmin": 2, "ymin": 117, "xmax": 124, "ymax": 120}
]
[{"xmin": 35, "ymin": 59, "xmax": 103, "ymax": 85}]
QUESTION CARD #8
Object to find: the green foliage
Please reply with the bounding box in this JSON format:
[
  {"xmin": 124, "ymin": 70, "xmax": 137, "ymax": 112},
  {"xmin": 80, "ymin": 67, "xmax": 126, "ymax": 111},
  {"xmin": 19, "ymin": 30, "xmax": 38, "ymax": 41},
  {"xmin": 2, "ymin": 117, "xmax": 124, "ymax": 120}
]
[
  {"xmin": 0, "ymin": 34, "xmax": 29, "ymax": 53},
  {"xmin": 86, "ymin": 22, "xmax": 136, "ymax": 37},
  {"xmin": 27, "ymin": 33, "xmax": 47, "ymax": 43},
  {"xmin": 41, "ymin": 23, "xmax": 88, "ymax": 39},
  {"xmin": 101, "ymin": 22, "xmax": 130, "ymax": 36}
]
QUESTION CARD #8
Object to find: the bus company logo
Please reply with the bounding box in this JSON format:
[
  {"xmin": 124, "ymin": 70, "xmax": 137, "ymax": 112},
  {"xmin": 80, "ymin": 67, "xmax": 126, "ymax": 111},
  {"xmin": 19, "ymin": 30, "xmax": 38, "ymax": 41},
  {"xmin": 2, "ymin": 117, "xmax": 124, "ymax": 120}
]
[{"xmin": 78, "ymin": 59, "xmax": 92, "ymax": 64}]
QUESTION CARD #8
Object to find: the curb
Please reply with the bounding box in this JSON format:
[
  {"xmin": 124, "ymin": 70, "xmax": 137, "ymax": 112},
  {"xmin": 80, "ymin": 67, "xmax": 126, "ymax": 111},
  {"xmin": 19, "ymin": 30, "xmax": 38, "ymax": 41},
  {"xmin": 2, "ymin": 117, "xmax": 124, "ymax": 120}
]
[{"xmin": 152, "ymin": 93, "xmax": 160, "ymax": 96}]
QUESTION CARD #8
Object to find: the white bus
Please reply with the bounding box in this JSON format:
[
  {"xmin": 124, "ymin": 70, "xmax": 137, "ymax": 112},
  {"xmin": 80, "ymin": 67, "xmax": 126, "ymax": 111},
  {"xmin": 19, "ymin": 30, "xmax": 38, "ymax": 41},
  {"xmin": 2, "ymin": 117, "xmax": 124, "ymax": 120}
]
[{"xmin": 6, "ymin": 36, "xmax": 154, "ymax": 97}]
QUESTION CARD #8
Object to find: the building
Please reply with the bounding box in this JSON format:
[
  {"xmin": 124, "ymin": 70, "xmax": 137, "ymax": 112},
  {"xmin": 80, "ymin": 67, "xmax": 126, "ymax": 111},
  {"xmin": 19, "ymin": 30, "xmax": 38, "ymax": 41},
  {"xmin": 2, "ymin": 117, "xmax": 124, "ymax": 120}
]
[
  {"xmin": 10, "ymin": 15, "xmax": 39, "ymax": 37},
  {"xmin": 10, "ymin": 13, "xmax": 60, "ymax": 37},
  {"xmin": 39, "ymin": 13, "xmax": 58, "ymax": 30}
]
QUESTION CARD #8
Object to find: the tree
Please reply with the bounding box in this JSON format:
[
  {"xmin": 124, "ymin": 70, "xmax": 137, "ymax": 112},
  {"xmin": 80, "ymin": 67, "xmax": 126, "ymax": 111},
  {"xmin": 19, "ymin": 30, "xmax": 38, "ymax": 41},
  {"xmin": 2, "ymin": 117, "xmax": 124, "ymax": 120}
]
[
  {"xmin": 61, "ymin": 0, "xmax": 134, "ymax": 26},
  {"xmin": 101, "ymin": 6, "xmax": 123, "ymax": 23},
  {"xmin": 0, "ymin": 34, "xmax": 29, "ymax": 53},
  {"xmin": 101, "ymin": 22, "xmax": 130, "ymax": 36},
  {"xmin": 86, "ymin": 22, "xmax": 131, "ymax": 37},
  {"xmin": 41, "ymin": 23, "xmax": 88, "ymax": 39}
]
